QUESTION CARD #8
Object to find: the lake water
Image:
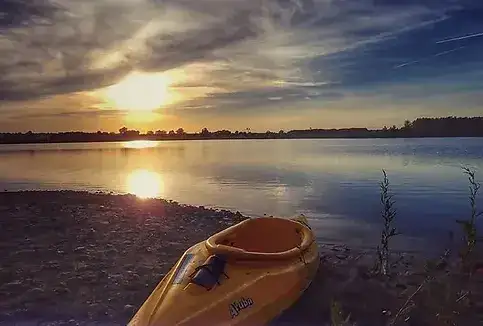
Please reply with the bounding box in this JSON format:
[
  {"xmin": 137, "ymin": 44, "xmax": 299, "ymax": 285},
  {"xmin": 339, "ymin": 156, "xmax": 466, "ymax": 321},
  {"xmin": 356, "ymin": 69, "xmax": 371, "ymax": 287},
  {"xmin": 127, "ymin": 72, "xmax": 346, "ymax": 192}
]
[{"xmin": 1, "ymin": 138, "xmax": 482, "ymax": 253}]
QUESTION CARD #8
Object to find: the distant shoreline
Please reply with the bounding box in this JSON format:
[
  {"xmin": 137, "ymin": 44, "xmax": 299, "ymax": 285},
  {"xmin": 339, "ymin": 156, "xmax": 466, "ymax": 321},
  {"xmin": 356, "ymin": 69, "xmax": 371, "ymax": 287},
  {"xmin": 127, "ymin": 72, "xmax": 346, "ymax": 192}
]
[
  {"xmin": 1, "ymin": 116, "xmax": 482, "ymax": 144},
  {"xmin": 0, "ymin": 134, "xmax": 483, "ymax": 145}
]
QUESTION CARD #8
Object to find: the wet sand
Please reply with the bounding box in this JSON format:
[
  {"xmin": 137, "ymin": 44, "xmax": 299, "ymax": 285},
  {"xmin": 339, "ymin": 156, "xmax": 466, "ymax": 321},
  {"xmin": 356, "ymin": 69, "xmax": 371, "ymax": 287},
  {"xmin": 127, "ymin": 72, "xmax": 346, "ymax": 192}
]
[{"xmin": 1, "ymin": 191, "xmax": 481, "ymax": 326}]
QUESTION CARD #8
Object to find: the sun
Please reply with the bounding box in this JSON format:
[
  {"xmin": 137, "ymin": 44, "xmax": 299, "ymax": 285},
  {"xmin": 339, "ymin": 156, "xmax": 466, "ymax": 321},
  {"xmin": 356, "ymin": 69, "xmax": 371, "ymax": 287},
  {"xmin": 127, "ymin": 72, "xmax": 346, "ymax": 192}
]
[{"xmin": 101, "ymin": 71, "xmax": 173, "ymax": 111}]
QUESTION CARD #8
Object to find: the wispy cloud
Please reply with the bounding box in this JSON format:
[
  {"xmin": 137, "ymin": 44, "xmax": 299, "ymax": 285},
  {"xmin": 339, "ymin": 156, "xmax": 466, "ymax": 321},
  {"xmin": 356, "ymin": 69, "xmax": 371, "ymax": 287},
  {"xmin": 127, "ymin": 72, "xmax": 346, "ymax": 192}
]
[
  {"xmin": 436, "ymin": 31, "xmax": 483, "ymax": 44},
  {"xmin": 394, "ymin": 46, "xmax": 466, "ymax": 69},
  {"xmin": 434, "ymin": 46, "xmax": 466, "ymax": 56},
  {"xmin": 394, "ymin": 60, "xmax": 422, "ymax": 69}
]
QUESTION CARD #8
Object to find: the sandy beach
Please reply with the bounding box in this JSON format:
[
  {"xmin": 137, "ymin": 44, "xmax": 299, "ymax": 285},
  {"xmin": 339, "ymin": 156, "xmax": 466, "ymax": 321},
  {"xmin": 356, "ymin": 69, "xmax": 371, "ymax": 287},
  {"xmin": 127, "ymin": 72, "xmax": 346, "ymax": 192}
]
[{"xmin": 1, "ymin": 191, "xmax": 481, "ymax": 326}]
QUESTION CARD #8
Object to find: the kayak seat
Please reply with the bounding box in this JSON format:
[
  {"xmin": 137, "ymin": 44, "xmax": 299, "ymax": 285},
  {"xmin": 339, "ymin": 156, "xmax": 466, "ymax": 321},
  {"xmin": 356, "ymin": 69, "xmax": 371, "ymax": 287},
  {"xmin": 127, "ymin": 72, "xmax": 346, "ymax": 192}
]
[
  {"xmin": 205, "ymin": 217, "xmax": 313, "ymax": 260},
  {"xmin": 189, "ymin": 254, "xmax": 229, "ymax": 290},
  {"xmin": 211, "ymin": 218, "xmax": 303, "ymax": 252}
]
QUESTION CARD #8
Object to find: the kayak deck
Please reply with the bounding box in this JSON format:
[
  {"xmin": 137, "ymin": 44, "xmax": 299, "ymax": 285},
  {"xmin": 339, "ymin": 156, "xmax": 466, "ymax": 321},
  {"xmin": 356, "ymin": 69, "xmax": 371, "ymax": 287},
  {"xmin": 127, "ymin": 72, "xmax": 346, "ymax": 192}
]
[{"xmin": 128, "ymin": 216, "xmax": 319, "ymax": 326}]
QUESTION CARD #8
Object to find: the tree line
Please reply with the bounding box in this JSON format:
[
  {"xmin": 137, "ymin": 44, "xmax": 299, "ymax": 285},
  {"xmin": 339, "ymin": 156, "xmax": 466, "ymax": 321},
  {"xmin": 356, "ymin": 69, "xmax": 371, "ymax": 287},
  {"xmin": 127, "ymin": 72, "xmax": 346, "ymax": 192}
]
[{"xmin": 0, "ymin": 116, "xmax": 482, "ymax": 144}]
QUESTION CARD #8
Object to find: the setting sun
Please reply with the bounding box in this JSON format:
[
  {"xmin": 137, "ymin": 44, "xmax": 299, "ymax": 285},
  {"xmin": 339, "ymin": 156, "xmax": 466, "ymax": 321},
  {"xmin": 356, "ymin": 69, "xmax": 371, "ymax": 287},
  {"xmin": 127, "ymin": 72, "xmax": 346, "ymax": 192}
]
[
  {"xmin": 126, "ymin": 169, "xmax": 164, "ymax": 199},
  {"xmin": 102, "ymin": 71, "xmax": 173, "ymax": 111}
]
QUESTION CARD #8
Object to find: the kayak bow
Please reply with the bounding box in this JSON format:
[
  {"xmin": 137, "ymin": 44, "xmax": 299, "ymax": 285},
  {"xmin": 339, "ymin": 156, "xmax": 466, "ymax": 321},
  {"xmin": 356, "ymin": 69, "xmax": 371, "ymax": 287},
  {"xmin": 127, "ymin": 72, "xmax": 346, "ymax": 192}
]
[{"xmin": 129, "ymin": 215, "xmax": 319, "ymax": 326}]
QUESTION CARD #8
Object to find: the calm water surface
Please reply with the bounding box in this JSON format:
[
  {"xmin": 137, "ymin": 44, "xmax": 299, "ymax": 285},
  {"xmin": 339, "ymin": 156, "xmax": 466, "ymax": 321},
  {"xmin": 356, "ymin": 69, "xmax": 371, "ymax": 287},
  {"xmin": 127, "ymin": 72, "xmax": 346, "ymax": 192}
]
[{"xmin": 1, "ymin": 138, "xmax": 482, "ymax": 252}]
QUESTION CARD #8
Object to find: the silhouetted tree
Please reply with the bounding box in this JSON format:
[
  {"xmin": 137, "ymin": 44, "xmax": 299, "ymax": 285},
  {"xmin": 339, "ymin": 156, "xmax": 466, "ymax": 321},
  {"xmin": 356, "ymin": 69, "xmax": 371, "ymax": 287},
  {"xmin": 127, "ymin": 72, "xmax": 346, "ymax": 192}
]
[
  {"xmin": 410, "ymin": 116, "xmax": 483, "ymax": 137},
  {"xmin": 213, "ymin": 130, "xmax": 231, "ymax": 138},
  {"xmin": 403, "ymin": 120, "xmax": 412, "ymax": 130},
  {"xmin": 176, "ymin": 128, "xmax": 185, "ymax": 135},
  {"xmin": 119, "ymin": 127, "xmax": 128, "ymax": 135},
  {"xmin": 124, "ymin": 129, "xmax": 140, "ymax": 137},
  {"xmin": 200, "ymin": 128, "xmax": 210, "ymax": 136}
]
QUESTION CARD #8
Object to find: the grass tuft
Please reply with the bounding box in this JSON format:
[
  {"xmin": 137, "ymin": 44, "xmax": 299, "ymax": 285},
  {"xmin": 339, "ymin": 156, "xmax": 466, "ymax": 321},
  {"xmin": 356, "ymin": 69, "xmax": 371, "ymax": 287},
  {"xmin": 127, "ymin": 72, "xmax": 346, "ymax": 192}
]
[
  {"xmin": 373, "ymin": 169, "xmax": 400, "ymax": 276},
  {"xmin": 330, "ymin": 300, "xmax": 353, "ymax": 326},
  {"xmin": 457, "ymin": 166, "xmax": 481, "ymax": 272}
]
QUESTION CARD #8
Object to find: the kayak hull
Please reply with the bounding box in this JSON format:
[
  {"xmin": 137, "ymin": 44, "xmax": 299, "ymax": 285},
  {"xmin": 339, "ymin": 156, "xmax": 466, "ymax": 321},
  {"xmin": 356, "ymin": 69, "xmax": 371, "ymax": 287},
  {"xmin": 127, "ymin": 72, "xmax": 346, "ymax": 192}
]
[{"xmin": 129, "ymin": 215, "xmax": 320, "ymax": 326}]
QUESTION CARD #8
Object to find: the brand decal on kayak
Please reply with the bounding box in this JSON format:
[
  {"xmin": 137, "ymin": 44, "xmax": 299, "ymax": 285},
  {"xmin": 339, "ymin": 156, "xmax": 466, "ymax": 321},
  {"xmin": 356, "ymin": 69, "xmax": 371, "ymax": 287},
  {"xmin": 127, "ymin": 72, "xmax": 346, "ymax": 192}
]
[{"xmin": 229, "ymin": 297, "xmax": 253, "ymax": 318}]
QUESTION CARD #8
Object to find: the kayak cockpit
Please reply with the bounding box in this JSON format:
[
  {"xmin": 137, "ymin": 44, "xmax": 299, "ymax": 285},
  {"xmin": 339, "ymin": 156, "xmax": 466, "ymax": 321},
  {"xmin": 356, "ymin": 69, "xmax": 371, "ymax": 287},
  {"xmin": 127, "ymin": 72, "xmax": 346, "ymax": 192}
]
[{"xmin": 205, "ymin": 217, "xmax": 313, "ymax": 261}]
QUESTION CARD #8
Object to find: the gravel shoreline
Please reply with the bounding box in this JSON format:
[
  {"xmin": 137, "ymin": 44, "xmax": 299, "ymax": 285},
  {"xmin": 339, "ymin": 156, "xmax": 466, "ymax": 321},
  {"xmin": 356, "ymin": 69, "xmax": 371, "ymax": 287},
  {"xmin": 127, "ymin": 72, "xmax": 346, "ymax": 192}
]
[
  {"xmin": 0, "ymin": 191, "xmax": 246, "ymax": 325},
  {"xmin": 1, "ymin": 191, "xmax": 481, "ymax": 326}
]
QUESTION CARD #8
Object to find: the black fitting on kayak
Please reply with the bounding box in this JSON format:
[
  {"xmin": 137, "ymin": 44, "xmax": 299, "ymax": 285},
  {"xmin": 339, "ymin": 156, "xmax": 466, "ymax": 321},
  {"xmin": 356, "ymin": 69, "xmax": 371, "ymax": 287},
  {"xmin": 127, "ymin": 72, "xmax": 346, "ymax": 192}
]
[
  {"xmin": 189, "ymin": 254, "xmax": 229, "ymax": 290},
  {"xmin": 297, "ymin": 219, "xmax": 312, "ymax": 230}
]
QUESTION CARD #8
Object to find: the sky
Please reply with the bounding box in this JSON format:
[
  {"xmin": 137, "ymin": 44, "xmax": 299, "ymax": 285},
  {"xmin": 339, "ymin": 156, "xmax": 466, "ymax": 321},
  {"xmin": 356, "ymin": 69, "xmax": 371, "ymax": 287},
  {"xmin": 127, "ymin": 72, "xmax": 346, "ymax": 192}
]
[{"xmin": 1, "ymin": 0, "xmax": 483, "ymax": 133}]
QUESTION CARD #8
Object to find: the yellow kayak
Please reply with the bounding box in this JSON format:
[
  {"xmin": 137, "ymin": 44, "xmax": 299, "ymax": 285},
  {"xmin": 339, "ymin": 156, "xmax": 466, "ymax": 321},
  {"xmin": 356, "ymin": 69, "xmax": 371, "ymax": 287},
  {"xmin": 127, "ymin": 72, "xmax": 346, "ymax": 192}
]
[{"xmin": 128, "ymin": 215, "xmax": 320, "ymax": 326}]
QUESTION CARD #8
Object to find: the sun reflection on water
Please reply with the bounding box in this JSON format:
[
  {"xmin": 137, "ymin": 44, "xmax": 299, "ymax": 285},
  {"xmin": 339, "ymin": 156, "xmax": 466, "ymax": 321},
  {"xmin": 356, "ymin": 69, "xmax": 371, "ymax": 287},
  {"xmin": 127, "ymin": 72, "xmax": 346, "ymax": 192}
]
[
  {"xmin": 126, "ymin": 169, "xmax": 164, "ymax": 199},
  {"xmin": 122, "ymin": 140, "xmax": 157, "ymax": 149}
]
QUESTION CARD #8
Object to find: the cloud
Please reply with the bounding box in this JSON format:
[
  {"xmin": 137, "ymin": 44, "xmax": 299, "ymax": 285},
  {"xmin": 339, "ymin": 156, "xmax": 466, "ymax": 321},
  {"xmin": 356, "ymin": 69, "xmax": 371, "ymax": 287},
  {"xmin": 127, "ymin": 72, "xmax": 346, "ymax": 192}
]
[
  {"xmin": 0, "ymin": 0, "xmax": 60, "ymax": 29},
  {"xmin": 4, "ymin": 109, "xmax": 121, "ymax": 120},
  {"xmin": 0, "ymin": 0, "xmax": 483, "ymax": 130},
  {"xmin": 394, "ymin": 46, "xmax": 466, "ymax": 69},
  {"xmin": 436, "ymin": 31, "xmax": 483, "ymax": 44},
  {"xmin": 2, "ymin": 0, "xmax": 480, "ymax": 119}
]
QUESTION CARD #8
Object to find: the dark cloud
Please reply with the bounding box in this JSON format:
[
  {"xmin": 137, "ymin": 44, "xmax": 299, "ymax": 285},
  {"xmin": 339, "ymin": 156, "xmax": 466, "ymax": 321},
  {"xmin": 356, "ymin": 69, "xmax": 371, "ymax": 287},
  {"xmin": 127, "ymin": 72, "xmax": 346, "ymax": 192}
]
[
  {"xmin": 5, "ymin": 109, "xmax": 123, "ymax": 120},
  {"xmin": 0, "ymin": 0, "xmax": 61, "ymax": 29},
  {"xmin": 139, "ymin": 10, "xmax": 261, "ymax": 72},
  {"xmin": 0, "ymin": 66, "xmax": 131, "ymax": 101}
]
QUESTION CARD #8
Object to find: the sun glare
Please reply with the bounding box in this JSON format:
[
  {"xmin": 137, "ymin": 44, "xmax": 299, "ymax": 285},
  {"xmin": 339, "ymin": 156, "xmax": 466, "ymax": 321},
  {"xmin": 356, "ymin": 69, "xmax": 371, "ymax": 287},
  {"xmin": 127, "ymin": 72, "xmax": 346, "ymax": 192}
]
[
  {"xmin": 102, "ymin": 71, "xmax": 173, "ymax": 111},
  {"xmin": 122, "ymin": 140, "xmax": 157, "ymax": 149},
  {"xmin": 126, "ymin": 169, "xmax": 164, "ymax": 199}
]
